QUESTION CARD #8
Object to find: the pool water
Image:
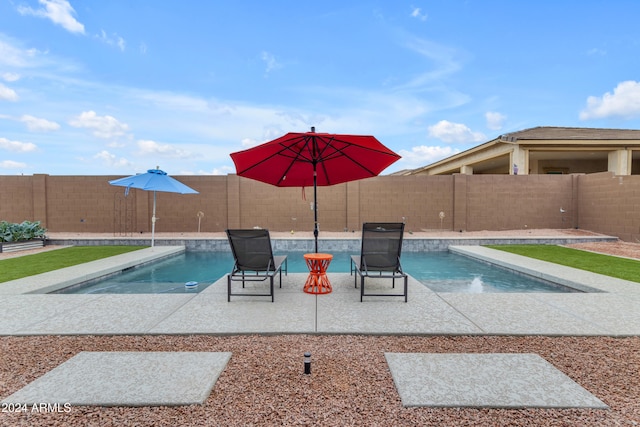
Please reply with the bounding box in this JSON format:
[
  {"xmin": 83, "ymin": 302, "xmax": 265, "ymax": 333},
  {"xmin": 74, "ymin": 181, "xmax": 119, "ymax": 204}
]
[{"xmin": 56, "ymin": 251, "xmax": 579, "ymax": 294}]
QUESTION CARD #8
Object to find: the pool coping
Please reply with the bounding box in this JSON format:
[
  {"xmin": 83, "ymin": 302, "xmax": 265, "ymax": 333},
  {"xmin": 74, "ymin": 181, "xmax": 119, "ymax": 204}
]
[
  {"xmin": 46, "ymin": 234, "xmax": 619, "ymax": 253},
  {"xmin": 1, "ymin": 241, "xmax": 638, "ymax": 337},
  {"xmin": 1, "ymin": 242, "xmax": 631, "ymax": 296},
  {"xmin": 448, "ymin": 246, "xmax": 640, "ymax": 294},
  {"xmin": 0, "ymin": 246, "xmax": 184, "ymax": 295}
]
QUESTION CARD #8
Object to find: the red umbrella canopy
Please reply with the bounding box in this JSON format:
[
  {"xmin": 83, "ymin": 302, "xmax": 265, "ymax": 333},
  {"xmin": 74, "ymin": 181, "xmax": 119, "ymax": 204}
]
[{"xmin": 230, "ymin": 129, "xmax": 401, "ymax": 187}]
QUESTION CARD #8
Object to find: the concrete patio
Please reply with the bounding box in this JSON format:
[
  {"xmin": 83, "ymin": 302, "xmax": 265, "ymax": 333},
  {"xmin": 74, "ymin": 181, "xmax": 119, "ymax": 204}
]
[
  {"xmin": 1, "ymin": 245, "xmax": 638, "ymax": 336},
  {"xmin": 1, "ymin": 243, "xmax": 637, "ymax": 409}
]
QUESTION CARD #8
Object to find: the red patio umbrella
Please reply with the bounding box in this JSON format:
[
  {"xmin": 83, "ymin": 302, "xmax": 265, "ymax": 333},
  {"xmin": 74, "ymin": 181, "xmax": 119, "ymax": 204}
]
[{"xmin": 230, "ymin": 127, "xmax": 401, "ymax": 252}]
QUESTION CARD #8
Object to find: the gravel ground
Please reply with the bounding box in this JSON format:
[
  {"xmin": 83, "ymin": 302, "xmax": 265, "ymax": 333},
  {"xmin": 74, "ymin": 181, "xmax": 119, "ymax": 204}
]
[
  {"xmin": 2, "ymin": 230, "xmax": 639, "ymax": 426},
  {"xmin": 42, "ymin": 227, "xmax": 611, "ymax": 241},
  {"xmin": 1, "ymin": 335, "xmax": 639, "ymax": 426},
  {"xmin": 565, "ymin": 241, "xmax": 640, "ymax": 260}
]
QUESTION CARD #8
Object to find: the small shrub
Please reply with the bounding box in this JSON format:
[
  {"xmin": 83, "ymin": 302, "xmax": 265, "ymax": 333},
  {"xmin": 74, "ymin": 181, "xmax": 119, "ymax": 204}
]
[{"xmin": 0, "ymin": 220, "xmax": 47, "ymax": 242}]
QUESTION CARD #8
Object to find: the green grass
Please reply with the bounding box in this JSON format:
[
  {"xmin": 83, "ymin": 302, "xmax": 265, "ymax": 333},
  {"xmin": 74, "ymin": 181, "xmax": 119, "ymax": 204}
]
[
  {"xmin": 0, "ymin": 246, "xmax": 147, "ymax": 283},
  {"xmin": 485, "ymin": 244, "xmax": 640, "ymax": 283}
]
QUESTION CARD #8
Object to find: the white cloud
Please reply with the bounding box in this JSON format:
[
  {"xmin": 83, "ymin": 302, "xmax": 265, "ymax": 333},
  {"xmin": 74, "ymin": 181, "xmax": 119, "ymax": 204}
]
[
  {"xmin": 96, "ymin": 30, "xmax": 126, "ymax": 51},
  {"xmin": 199, "ymin": 165, "xmax": 234, "ymax": 175},
  {"xmin": 0, "ymin": 83, "xmax": 18, "ymax": 101},
  {"xmin": 396, "ymin": 37, "xmax": 463, "ymax": 90},
  {"xmin": 485, "ymin": 111, "xmax": 506, "ymax": 130},
  {"xmin": 106, "ymin": 140, "xmax": 126, "ymax": 149},
  {"xmin": 20, "ymin": 114, "xmax": 60, "ymax": 131},
  {"xmin": 260, "ymin": 51, "xmax": 282, "ymax": 75},
  {"xmin": 94, "ymin": 150, "xmax": 133, "ymax": 168},
  {"xmin": 69, "ymin": 111, "xmax": 130, "ymax": 139},
  {"xmin": 428, "ymin": 120, "xmax": 486, "ymax": 143},
  {"xmin": 135, "ymin": 90, "xmax": 209, "ymax": 112},
  {"xmin": 398, "ymin": 145, "xmax": 460, "ymax": 167},
  {"xmin": 136, "ymin": 139, "xmax": 192, "ymax": 159},
  {"xmin": 17, "ymin": 0, "xmax": 85, "ymax": 34},
  {"xmin": 0, "ymin": 137, "xmax": 37, "ymax": 152},
  {"xmin": 0, "ymin": 37, "xmax": 54, "ymax": 71},
  {"xmin": 241, "ymin": 137, "xmax": 258, "ymax": 147},
  {"xmin": 0, "ymin": 39, "xmax": 29, "ymax": 68},
  {"xmin": 410, "ymin": 7, "xmax": 428, "ymax": 21},
  {"xmin": 2, "ymin": 72, "xmax": 20, "ymax": 82},
  {"xmin": 0, "ymin": 160, "xmax": 27, "ymax": 169},
  {"xmin": 580, "ymin": 81, "xmax": 640, "ymax": 120}
]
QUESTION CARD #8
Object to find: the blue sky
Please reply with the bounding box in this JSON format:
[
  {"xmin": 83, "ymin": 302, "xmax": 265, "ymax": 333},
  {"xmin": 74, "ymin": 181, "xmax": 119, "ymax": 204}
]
[{"xmin": 1, "ymin": 1, "xmax": 640, "ymax": 176}]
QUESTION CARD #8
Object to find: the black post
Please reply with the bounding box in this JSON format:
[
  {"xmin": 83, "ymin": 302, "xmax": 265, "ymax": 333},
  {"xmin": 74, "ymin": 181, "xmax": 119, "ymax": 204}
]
[
  {"xmin": 313, "ymin": 166, "xmax": 318, "ymax": 253},
  {"xmin": 311, "ymin": 126, "xmax": 319, "ymax": 253},
  {"xmin": 304, "ymin": 352, "xmax": 311, "ymax": 375}
]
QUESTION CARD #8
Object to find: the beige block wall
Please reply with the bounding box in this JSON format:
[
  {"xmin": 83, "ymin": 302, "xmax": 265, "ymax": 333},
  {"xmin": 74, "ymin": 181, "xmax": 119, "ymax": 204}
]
[
  {"xmin": 151, "ymin": 175, "xmax": 227, "ymax": 233},
  {"xmin": 345, "ymin": 180, "xmax": 360, "ymax": 231},
  {"xmin": 577, "ymin": 172, "xmax": 640, "ymax": 242},
  {"xmin": 235, "ymin": 178, "xmax": 342, "ymax": 232},
  {"xmin": 453, "ymin": 174, "xmax": 467, "ymax": 231},
  {"xmin": 1, "ymin": 173, "xmax": 638, "ymax": 241},
  {"xmin": 0, "ymin": 176, "xmax": 34, "ymax": 222},
  {"xmin": 464, "ymin": 175, "xmax": 576, "ymax": 231},
  {"xmin": 48, "ymin": 176, "xmax": 116, "ymax": 232},
  {"xmin": 225, "ymin": 175, "xmax": 240, "ymax": 229}
]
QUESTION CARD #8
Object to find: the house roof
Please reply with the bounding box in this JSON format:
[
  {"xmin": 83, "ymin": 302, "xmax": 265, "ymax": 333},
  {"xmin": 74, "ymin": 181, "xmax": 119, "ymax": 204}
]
[
  {"xmin": 500, "ymin": 126, "xmax": 640, "ymax": 141},
  {"xmin": 404, "ymin": 126, "xmax": 640, "ymax": 175}
]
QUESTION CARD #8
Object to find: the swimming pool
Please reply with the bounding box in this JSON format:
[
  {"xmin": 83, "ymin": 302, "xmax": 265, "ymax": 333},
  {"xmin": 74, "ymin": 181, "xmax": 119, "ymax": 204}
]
[{"xmin": 55, "ymin": 251, "xmax": 580, "ymax": 294}]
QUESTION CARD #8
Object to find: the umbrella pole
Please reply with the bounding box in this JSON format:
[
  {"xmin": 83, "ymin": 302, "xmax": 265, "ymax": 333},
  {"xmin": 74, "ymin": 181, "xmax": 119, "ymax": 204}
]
[
  {"xmin": 313, "ymin": 167, "xmax": 318, "ymax": 253},
  {"xmin": 151, "ymin": 191, "xmax": 157, "ymax": 248}
]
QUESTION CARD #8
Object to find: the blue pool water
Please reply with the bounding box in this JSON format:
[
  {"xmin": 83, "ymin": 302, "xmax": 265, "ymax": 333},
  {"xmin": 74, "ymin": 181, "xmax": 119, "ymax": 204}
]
[{"xmin": 57, "ymin": 251, "xmax": 579, "ymax": 294}]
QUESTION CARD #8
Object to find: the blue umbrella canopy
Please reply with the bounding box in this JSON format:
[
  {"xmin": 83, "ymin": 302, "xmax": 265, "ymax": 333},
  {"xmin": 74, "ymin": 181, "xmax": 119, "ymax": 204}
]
[
  {"xmin": 109, "ymin": 168, "xmax": 198, "ymax": 246},
  {"xmin": 109, "ymin": 168, "xmax": 198, "ymax": 195}
]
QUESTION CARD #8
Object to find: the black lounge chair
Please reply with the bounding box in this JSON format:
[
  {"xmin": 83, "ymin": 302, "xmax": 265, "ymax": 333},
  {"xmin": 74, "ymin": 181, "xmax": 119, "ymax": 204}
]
[
  {"xmin": 226, "ymin": 229, "xmax": 287, "ymax": 302},
  {"xmin": 350, "ymin": 222, "xmax": 408, "ymax": 302}
]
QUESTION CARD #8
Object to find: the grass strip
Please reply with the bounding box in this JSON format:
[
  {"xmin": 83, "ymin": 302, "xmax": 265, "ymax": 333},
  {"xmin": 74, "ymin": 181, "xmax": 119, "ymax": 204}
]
[
  {"xmin": 0, "ymin": 246, "xmax": 147, "ymax": 283},
  {"xmin": 485, "ymin": 244, "xmax": 640, "ymax": 283}
]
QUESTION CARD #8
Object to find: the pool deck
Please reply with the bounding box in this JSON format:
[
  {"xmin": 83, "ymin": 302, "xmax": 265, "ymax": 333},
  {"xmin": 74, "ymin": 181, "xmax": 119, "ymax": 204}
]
[
  {"xmin": 2, "ymin": 238, "xmax": 637, "ymax": 410},
  {"xmin": 1, "ymin": 244, "xmax": 638, "ymax": 337}
]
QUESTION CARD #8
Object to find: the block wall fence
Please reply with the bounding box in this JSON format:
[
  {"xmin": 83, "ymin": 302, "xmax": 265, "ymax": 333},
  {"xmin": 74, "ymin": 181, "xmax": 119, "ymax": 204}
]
[{"xmin": 1, "ymin": 172, "xmax": 638, "ymax": 242}]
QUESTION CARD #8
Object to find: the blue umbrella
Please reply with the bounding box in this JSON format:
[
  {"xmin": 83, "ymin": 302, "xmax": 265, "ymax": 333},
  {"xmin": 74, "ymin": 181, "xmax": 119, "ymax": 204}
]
[{"xmin": 109, "ymin": 168, "xmax": 199, "ymax": 247}]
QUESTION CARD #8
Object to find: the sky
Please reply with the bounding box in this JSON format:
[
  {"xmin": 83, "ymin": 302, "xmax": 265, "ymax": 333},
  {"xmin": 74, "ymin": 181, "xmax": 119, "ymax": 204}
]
[{"xmin": 2, "ymin": 0, "xmax": 640, "ymax": 176}]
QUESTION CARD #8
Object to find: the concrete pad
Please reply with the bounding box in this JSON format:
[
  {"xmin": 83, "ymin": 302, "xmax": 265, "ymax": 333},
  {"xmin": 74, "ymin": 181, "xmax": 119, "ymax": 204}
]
[
  {"xmin": 15, "ymin": 295, "xmax": 195, "ymax": 335},
  {"xmin": 534, "ymin": 293, "xmax": 640, "ymax": 336},
  {"xmin": 385, "ymin": 353, "xmax": 608, "ymax": 409},
  {"xmin": 2, "ymin": 351, "xmax": 232, "ymax": 406},
  {"xmin": 317, "ymin": 275, "xmax": 482, "ymax": 334},
  {"xmin": 336, "ymin": 272, "xmax": 432, "ymax": 295},
  {"xmin": 0, "ymin": 295, "xmax": 101, "ymax": 335},
  {"xmin": 439, "ymin": 293, "xmax": 610, "ymax": 335},
  {"xmin": 150, "ymin": 274, "xmax": 317, "ymax": 334}
]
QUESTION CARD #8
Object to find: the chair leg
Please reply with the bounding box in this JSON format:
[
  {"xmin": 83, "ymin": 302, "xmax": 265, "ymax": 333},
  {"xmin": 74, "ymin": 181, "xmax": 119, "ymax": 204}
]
[
  {"xmin": 227, "ymin": 274, "xmax": 231, "ymax": 302},
  {"xmin": 352, "ymin": 261, "xmax": 358, "ymax": 288},
  {"xmin": 270, "ymin": 276, "xmax": 274, "ymax": 302},
  {"xmin": 404, "ymin": 276, "xmax": 408, "ymax": 303},
  {"xmin": 360, "ymin": 276, "xmax": 365, "ymax": 302}
]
